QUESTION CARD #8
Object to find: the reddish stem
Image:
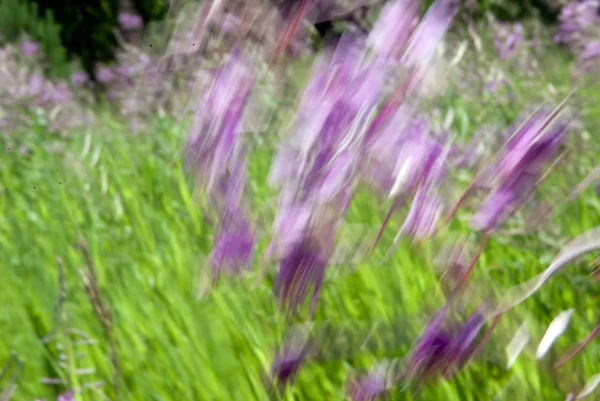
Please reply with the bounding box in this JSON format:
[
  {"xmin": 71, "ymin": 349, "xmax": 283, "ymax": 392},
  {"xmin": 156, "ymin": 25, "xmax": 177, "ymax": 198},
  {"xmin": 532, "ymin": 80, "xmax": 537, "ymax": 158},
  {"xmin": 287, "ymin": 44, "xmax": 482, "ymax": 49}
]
[
  {"xmin": 270, "ymin": 0, "xmax": 310, "ymax": 67},
  {"xmin": 370, "ymin": 202, "xmax": 398, "ymax": 255},
  {"xmin": 553, "ymin": 323, "xmax": 600, "ymax": 370},
  {"xmin": 453, "ymin": 235, "xmax": 488, "ymax": 294}
]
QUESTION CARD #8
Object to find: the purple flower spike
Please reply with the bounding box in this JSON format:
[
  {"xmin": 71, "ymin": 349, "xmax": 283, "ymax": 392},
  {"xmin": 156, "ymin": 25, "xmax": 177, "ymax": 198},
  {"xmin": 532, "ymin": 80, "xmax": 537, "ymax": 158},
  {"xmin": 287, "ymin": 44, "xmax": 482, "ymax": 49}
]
[
  {"xmin": 70, "ymin": 72, "xmax": 89, "ymax": 86},
  {"xmin": 21, "ymin": 40, "xmax": 40, "ymax": 57},
  {"xmin": 396, "ymin": 185, "xmax": 444, "ymax": 242},
  {"xmin": 57, "ymin": 392, "xmax": 74, "ymax": 401},
  {"xmin": 185, "ymin": 50, "xmax": 254, "ymax": 204},
  {"xmin": 209, "ymin": 209, "xmax": 255, "ymax": 277},
  {"xmin": 118, "ymin": 12, "xmax": 143, "ymax": 31},
  {"xmin": 407, "ymin": 307, "xmax": 487, "ymax": 382},
  {"xmin": 96, "ymin": 66, "xmax": 116, "ymax": 84},
  {"xmin": 470, "ymin": 185, "xmax": 516, "ymax": 233},
  {"xmin": 403, "ymin": 0, "xmax": 458, "ymax": 73},
  {"xmin": 497, "ymin": 111, "xmax": 567, "ymax": 183},
  {"xmin": 367, "ymin": 0, "xmax": 419, "ymax": 61},
  {"xmin": 275, "ymin": 237, "xmax": 327, "ymax": 316},
  {"xmin": 469, "ymin": 108, "xmax": 569, "ymax": 233},
  {"xmin": 494, "ymin": 22, "xmax": 523, "ymax": 60},
  {"xmin": 271, "ymin": 341, "xmax": 309, "ymax": 385},
  {"xmin": 348, "ymin": 362, "xmax": 395, "ymax": 401},
  {"xmin": 554, "ymin": 0, "xmax": 600, "ymax": 46}
]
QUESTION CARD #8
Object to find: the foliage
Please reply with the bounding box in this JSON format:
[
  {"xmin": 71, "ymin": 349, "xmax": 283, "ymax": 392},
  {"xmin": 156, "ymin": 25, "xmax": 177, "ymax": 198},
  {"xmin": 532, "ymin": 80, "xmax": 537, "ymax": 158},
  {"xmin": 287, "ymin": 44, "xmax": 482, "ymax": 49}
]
[
  {"xmin": 131, "ymin": 0, "xmax": 170, "ymax": 24},
  {"xmin": 422, "ymin": 0, "xmax": 564, "ymax": 23},
  {"xmin": 26, "ymin": 0, "xmax": 120, "ymax": 81},
  {"xmin": 0, "ymin": 0, "xmax": 69, "ymax": 77}
]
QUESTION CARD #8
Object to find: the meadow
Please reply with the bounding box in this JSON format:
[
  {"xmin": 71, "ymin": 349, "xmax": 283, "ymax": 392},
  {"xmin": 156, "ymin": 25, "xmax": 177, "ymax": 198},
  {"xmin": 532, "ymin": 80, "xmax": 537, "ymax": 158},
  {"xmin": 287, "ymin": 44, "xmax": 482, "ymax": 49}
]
[{"xmin": 2, "ymin": 2, "xmax": 600, "ymax": 401}]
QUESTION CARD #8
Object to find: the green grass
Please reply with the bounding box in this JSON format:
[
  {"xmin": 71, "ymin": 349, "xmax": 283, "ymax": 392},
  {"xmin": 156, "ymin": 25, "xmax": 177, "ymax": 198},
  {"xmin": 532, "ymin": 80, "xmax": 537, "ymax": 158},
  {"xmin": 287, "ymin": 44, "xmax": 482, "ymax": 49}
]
[{"xmin": 2, "ymin": 47, "xmax": 600, "ymax": 401}]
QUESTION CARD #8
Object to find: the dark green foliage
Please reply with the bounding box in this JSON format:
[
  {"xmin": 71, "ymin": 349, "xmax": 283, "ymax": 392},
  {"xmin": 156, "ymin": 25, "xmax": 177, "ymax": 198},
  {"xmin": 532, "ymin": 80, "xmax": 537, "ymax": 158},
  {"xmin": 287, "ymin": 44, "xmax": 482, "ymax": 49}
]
[
  {"xmin": 27, "ymin": 0, "xmax": 120, "ymax": 81},
  {"xmin": 0, "ymin": 0, "xmax": 69, "ymax": 77},
  {"xmin": 421, "ymin": 0, "xmax": 561, "ymax": 24},
  {"xmin": 132, "ymin": 0, "xmax": 169, "ymax": 23},
  {"xmin": 473, "ymin": 0, "xmax": 561, "ymax": 23}
]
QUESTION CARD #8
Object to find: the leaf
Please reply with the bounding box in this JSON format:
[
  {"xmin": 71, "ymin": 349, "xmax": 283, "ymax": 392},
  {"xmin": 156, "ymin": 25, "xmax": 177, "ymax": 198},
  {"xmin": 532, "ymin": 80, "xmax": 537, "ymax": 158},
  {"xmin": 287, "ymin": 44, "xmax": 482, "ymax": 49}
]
[
  {"xmin": 536, "ymin": 309, "xmax": 574, "ymax": 360},
  {"xmin": 506, "ymin": 323, "xmax": 529, "ymax": 369},
  {"xmin": 577, "ymin": 373, "xmax": 600, "ymax": 399},
  {"xmin": 491, "ymin": 226, "xmax": 600, "ymax": 317}
]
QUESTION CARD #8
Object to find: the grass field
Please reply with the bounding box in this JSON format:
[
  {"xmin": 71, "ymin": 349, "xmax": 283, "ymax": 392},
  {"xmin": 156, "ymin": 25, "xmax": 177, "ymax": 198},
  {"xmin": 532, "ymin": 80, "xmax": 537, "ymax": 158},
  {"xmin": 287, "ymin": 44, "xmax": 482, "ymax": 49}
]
[{"xmin": 1, "ymin": 42, "xmax": 600, "ymax": 401}]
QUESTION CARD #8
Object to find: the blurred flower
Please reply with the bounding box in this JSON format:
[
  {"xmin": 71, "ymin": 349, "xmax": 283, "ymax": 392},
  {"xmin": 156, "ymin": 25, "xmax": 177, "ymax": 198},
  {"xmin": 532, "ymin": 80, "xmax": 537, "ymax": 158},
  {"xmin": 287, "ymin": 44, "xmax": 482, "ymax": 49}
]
[
  {"xmin": 209, "ymin": 208, "xmax": 255, "ymax": 277},
  {"xmin": 554, "ymin": 0, "xmax": 600, "ymax": 46},
  {"xmin": 494, "ymin": 22, "xmax": 523, "ymax": 60},
  {"xmin": 57, "ymin": 392, "xmax": 74, "ymax": 401},
  {"xmin": 406, "ymin": 307, "xmax": 487, "ymax": 381},
  {"xmin": 403, "ymin": 0, "xmax": 458, "ymax": 74},
  {"xmin": 470, "ymin": 109, "xmax": 568, "ymax": 233},
  {"xmin": 20, "ymin": 39, "xmax": 39, "ymax": 57},
  {"xmin": 96, "ymin": 66, "xmax": 116, "ymax": 84},
  {"xmin": 271, "ymin": 340, "xmax": 309, "ymax": 385},
  {"xmin": 275, "ymin": 236, "xmax": 328, "ymax": 315},
  {"xmin": 50, "ymin": 82, "xmax": 72, "ymax": 105},
  {"xmin": 70, "ymin": 72, "xmax": 89, "ymax": 86},
  {"xmin": 118, "ymin": 12, "xmax": 143, "ymax": 31},
  {"xmin": 367, "ymin": 0, "xmax": 419, "ymax": 61},
  {"xmin": 348, "ymin": 361, "xmax": 396, "ymax": 401},
  {"xmin": 185, "ymin": 50, "xmax": 254, "ymax": 204}
]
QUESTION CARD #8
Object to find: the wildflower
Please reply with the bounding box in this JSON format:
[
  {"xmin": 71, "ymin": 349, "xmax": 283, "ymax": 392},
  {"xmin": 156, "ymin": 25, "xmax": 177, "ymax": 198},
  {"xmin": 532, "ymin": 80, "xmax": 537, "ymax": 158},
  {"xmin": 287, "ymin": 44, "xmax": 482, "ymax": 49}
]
[
  {"xmin": 271, "ymin": 337, "xmax": 311, "ymax": 385},
  {"xmin": 406, "ymin": 307, "xmax": 487, "ymax": 381},
  {"xmin": 118, "ymin": 12, "xmax": 143, "ymax": 31},
  {"xmin": 367, "ymin": 0, "xmax": 419, "ymax": 61},
  {"xmin": 96, "ymin": 66, "xmax": 116, "ymax": 84},
  {"xmin": 494, "ymin": 22, "xmax": 523, "ymax": 60},
  {"xmin": 57, "ymin": 392, "xmax": 74, "ymax": 401},
  {"xmin": 185, "ymin": 50, "xmax": 253, "ymax": 204},
  {"xmin": 274, "ymin": 235, "xmax": 328, "ymax": 315},
  {"xmin": 20, "ymin": 39, "xmax": 39, "ymax": 57},
  {"xmin": 209, "ymin": 208, "xmax": 255, "ymax": 277},
  {"xmin": 470, "ymin": 109, "xmax": 568, "ymax": 233},
  {"xmin": 70, "ymin": 72, "xmax": 89, "ymax": 86},
  {"xmin": 554, "ymin": 0, "xmax": 600, "ymax": 46},
  {"xmin": 403, "ymin": 0, "xmax": 459, "ymax": 74},
  {"xmin": 348, "ymin": 361, "xmax": 396, "ymax": 401}
]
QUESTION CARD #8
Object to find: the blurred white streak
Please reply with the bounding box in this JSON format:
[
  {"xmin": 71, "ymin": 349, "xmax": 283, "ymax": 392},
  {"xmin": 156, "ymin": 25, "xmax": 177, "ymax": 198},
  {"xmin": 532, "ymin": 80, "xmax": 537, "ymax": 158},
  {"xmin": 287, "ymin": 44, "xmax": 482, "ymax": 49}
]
[
  {"xmin": 491, "ymin": 226, "xmax": 600, "ymax": 317},
  {"xmin": 450, "ymin": 41, "xmax": 468, "ymax": 67},
  {"xmin": 506, "ymin": 323, "xmax": 530, "ymax": 369},
  {"xmin": 536, "ymin": 309, "xmax": 574, "ymax": 359},
  {"xmin": 577, "ymin": 373, "xmax": 600, "ymax": 399}
]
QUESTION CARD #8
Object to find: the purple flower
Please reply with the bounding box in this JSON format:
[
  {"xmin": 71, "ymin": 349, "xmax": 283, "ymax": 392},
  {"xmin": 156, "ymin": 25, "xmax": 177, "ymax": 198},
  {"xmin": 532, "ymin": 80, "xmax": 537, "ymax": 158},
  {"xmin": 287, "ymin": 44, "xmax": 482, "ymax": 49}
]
[
  {"xmin": 271, "ymin": 341, "xmax": 309, "ymax": 385},
  {"xmin": 118, "ymin": 12, "xmax": 143, "ymax": 31},
  {"xmin": 395, "ymin": 184, "xmax": 444, "ymax": 241},
  {"xmin": 50, "ymin": 83, "xmax": 72, "ymax": 105},
  {"xmin": 367, "ymin": 0, "xmax": 419, "ymax": 61},
  {"xmin": 185, "ymin": 50, "xmax": 253, "ymax": 203},
  {"xmin": 578, "ymin": 41, "xmax": 600, "ymax": 71},
  {"xmin": 406, "ymin": 307, "xmax": 486, "ymax": 381},
  {"xmin": 496, "ymin": 111, "xmax": 567, "ymax": 184},
  {"xmin": 220, "ymin": 13, "xmax": 242, "ymax": 36},
  {"xmin": 96, "ymin": 66, "xmax": 116, "ymax": 84},
  {"xmin": 468, "ymin": 108, "xmax": 568, "ymax": 234},
  {"xmin": 494, "ymin": 22, "xmax": 523, "ymax": 60},
  {"xmin": 554, "ymin": 0, "xmax": 600, "ymax": 46},
  {"xmin": 470, "ymin": 185, "xmax": 516, "ymax": 233},
  {"xmin": 403, "ymin": 0, "xmax": 458, "ymax": 73},
  {"xmin": 275, "ymin": 236, "xmax": 327, "ymax": 315},
  {"xmin": 57, "ymin": 392, "xmax": 74, "ymax": 401},
  {"xmin": 27, "ymin": 73, "xmax": 46, "ymax": 98},
  {"xmin": 209, "ymin": 209, "xmax": 255, "ymax": 277},
  {"xmin": 348, "ymin": 363, "xmax": 393, "ymax": 401},
  {"xmin": 70, "ymin": 72, "xmax": 89, "ymax": 86},
  {"xmin": 21, "ymin": 39, "xmax": 40, "ymax": 57}
]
